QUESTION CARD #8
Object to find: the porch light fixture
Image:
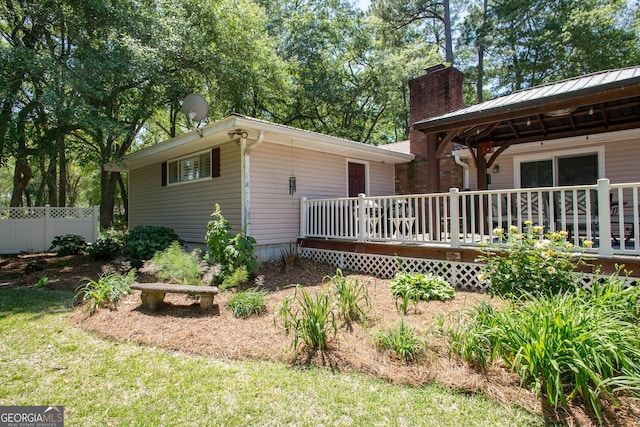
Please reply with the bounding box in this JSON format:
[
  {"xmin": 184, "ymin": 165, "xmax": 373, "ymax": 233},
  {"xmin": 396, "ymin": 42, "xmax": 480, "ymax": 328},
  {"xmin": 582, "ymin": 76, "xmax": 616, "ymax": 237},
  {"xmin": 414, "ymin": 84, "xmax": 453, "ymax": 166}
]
[{"xmin": 492, "ymin": 164, "xmax": 500, "ymax": 174}]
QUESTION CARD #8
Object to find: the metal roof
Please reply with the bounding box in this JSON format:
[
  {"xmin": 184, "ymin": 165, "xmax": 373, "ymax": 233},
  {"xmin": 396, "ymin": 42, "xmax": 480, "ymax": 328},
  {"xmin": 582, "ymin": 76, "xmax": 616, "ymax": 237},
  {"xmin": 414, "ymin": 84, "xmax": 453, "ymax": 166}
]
[{"xmin": 414, "ymin": 66, "xmax": 640, "ymax": 132}]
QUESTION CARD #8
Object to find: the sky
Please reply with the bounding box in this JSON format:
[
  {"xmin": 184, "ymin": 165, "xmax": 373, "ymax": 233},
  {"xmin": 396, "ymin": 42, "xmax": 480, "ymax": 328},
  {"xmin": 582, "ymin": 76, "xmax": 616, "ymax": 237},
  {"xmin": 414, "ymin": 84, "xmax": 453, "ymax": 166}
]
[{"xmin": 355, "ymin": 0, "xmax": 371, "ymax": 11}]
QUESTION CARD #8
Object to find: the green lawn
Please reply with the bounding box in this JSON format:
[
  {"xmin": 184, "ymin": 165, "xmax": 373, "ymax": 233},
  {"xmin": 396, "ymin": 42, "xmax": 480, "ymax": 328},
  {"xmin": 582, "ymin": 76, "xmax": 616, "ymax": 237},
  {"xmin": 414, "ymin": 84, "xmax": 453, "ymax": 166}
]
[{"xmin": 0, "ymin": 288, "xmax": 542, "ymax": 426}]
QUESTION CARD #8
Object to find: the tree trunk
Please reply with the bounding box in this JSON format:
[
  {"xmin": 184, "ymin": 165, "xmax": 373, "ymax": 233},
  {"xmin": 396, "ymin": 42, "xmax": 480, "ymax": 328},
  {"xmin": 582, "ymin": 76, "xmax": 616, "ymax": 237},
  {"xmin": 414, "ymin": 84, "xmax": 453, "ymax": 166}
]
[
  {"xmin": 47, "ymin": 155, "xmax": 58, "ymax": 206},
  {"xmin": 476, "ymin": 0, "xmax": 488, "ymax": 103},
  {"xmin": 443, "ymin": 0, "xmax": 453, "ymax": 64},
  {"xmin": 100, "ymin": 168, "xmax": 119, "ymax": 230},
  {"xmin": 58, "ymin": 133, "xmax": 67, "ymax": 206},
  {"xmin": 118, "ymin": 173, "xmax": 128, "ymax": 224},
  {"xmin": 10, "ymin": 157, "xmax": 31, "ymax": 207}
]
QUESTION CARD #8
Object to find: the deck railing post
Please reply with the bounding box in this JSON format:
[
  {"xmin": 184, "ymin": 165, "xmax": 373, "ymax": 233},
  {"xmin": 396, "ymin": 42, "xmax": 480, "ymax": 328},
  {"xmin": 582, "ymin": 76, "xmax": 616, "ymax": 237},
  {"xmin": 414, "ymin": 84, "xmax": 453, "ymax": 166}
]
[
  {"xmin": 358, "ymin": 193, "xmax": 366, "ymax": 242},
  {"xmin": 449, "ymin": 188, "xmax": 460, "ymax": 248},
  {"xmin": 597, "ymin": 178, "xmax": 613, "ymax": 257},
  {"xmin": 300, "ymin": 197, "xmax": 308, "ymax": 238},
  {"xmin": 44, "ymin": 204, "xmax": 51, "ymax": 250},
  {"xmin": 93, "ymin": 205, "xmax": 99, "ymax": 242}
]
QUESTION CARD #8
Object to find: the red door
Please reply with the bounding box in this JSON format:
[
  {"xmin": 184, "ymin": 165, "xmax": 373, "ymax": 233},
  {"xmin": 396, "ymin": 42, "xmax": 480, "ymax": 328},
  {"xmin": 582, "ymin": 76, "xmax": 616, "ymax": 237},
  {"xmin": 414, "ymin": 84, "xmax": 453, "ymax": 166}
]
[{"xmin": 348, "ymin": 162, "xmax": 366, "ymax": 197}]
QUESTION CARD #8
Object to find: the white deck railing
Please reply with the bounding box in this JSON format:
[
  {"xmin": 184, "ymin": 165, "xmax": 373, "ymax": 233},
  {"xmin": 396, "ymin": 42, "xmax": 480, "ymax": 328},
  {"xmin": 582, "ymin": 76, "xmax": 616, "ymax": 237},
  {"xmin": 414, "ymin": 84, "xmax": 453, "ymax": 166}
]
[{"xmin": 300, "ymin": 179, "xmax": 640, "ymax": 257}]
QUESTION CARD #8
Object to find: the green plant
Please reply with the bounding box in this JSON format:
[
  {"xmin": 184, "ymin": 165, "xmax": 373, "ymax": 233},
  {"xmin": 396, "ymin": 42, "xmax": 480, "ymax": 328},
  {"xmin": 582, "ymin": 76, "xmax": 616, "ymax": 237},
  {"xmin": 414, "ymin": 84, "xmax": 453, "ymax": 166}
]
[
  {"xmin": 390, "ymin": 272, "xmax": 454, "ymax": 314},
  {"xmin": 280, "ymin": 243, "xmax": 300, "ymax": 272},
  {"xmin": 446, "ymin": 276, "xmax": 640, "ymax": 422},
  {"xmin": 74, "ymin": 270, "xmax": 136, "ymax": 317},
  {"xmin": 477, "ymin": 222, "xmax": 589, "ymax": 298},
  {"xmin": 205, "ymin": 204, "xmax": 258, "ymax": 283},
  {"xmin": 219, "ymin": 266, "xmax": 249, "ymax": 291},
  {"xmin": 33, "ymin": 276, "xmax": 49, "ymax": 288},
  {"xmin": 49, "ymin": 234, "xmax": 87, "ymax": 256},
  {"xmin": 326, "ymin": 269, "xmax": 370, "ymax": 323},
  {"xmin": 88, "ymin": 228, "xmax": 125, "ymax": 260},
  {"xmin": 150, "ymin": 241, "xmax": 202, "ymax": 286},
  {"xmin": 228, "ymin": 288, "xmax": 268, "ymax": 318},
  {"xmin": 374, "ymin": 318, "xmax": 424, "ymax": 362},
  {"xmin": 123, "ymin": 225, "xmax": 183, "ymax": 260},
  {"xmin": 275, "ymin": 286, "xmax": 337, "ymax": 353}
]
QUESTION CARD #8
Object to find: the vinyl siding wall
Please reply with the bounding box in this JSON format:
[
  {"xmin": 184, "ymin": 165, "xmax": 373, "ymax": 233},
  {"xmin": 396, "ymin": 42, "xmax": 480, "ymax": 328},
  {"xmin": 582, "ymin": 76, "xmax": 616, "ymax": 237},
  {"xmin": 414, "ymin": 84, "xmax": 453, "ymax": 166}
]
[
  {"xmin": 128, "ymin": 141, "xmax": 242, "ymax": 243},
  {"xmin": 461, "ymin": 134, "xmax": 640, "ymax": 190},
  {"xmin": 248, "ymin": 141, "xmax": 396, "ymax": 246}
]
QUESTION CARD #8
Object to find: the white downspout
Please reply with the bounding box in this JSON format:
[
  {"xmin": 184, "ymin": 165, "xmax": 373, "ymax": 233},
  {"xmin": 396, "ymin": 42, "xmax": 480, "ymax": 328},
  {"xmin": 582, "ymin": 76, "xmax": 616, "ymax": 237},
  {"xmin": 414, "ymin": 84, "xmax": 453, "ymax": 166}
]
[
  {"xmin": 454, "ymin": 153, "xmax": 470, "ymax": 190},
  {"xmin": 242, "ymin": 131, "xmax": 265, "ymax": 235}
]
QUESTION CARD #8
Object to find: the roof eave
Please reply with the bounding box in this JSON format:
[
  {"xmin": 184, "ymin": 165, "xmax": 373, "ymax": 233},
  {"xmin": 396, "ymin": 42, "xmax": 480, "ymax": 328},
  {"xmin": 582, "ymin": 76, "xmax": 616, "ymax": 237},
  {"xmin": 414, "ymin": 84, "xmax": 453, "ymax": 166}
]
[{"xmin": 413, "ymin": 77, "xmax": 640, "ymax": 134}]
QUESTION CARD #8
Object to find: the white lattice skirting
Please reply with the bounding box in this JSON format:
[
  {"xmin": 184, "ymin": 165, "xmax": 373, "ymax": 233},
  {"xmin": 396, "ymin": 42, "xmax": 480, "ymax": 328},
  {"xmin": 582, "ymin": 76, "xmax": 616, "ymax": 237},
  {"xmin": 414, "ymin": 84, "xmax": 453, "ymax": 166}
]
[
  {"xmin": 300, "ymin": 248, "xmax": 636, "ymax": 292},
  {"xmin": 300, "ymin": 247, "xmax": 488, "ymax": 291}
]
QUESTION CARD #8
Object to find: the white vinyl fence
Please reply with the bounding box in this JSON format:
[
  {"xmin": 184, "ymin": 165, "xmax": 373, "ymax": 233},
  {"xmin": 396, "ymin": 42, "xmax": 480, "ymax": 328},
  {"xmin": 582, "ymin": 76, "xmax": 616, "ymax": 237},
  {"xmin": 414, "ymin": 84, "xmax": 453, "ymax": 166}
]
[{"xmin": 0, "ymin": 206, "xmax": 99, "ymax": 254}]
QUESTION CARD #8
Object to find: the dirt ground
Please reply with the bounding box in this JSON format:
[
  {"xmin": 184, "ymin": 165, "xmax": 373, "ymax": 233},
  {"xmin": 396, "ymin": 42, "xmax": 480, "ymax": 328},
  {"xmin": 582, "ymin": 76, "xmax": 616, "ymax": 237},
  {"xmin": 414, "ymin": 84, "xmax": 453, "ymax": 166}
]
[{"xmin": 1, "ymin": 252, "xmax": 639, "ymax": 426}]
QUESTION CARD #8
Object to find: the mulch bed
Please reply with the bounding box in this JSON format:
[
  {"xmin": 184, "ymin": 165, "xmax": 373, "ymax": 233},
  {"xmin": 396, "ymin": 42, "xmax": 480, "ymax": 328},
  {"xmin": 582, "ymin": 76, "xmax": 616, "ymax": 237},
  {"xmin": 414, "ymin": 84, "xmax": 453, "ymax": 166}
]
[{"xmin": 2, "ymin": 253, "xmax": 639, "ymax": 425}]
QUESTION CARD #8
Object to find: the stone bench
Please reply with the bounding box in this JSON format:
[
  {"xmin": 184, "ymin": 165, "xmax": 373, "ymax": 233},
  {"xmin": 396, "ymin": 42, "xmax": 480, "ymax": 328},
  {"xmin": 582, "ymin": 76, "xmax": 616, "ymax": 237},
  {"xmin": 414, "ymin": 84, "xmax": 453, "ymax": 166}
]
[{"xmin": 131, "ymin": 282, "xmax": 219, "ymax": 311}]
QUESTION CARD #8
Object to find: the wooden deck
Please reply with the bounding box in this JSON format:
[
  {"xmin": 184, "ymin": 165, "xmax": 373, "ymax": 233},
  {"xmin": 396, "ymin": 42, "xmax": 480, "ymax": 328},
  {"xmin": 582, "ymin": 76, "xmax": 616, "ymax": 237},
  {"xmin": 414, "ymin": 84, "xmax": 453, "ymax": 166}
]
[{"xmin": 299, "ymin": 237, "xmax": 640, "ymax": 276}]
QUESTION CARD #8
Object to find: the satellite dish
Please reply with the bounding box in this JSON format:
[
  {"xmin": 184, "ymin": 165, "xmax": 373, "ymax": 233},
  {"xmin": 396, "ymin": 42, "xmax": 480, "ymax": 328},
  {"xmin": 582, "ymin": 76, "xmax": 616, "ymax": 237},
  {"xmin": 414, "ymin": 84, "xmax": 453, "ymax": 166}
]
[{"xmin": 182, "ymin": 93, "xmax": 209, "ymax": 123}]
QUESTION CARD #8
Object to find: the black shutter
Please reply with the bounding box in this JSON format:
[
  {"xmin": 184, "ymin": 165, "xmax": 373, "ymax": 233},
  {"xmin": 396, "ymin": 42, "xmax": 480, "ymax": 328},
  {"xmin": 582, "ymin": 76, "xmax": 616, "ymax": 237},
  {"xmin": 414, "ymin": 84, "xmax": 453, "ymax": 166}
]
[
  {"xmin": 161, "ymin": 162, "xmax": 167, "ymax": 186},
  {"xmin": 212, "ymin": 147, "xmax": 221, "ymax": 178}
]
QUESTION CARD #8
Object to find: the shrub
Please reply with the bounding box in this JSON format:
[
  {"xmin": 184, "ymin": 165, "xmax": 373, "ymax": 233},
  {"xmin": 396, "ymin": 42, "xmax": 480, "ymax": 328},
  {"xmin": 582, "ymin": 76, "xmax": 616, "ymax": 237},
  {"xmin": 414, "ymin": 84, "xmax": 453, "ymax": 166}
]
[
  {"xmin": 374, "ymin": 319, "xmax": 424, "ymax": 362},
  {"xmin": 74, "ymin": 270, "xmax": 136, "ymax": 317},
  {"xmin": 150, "ymin": 241, "xmax": 202, "ymax": 286},
  {"xmin": 123, "ymin": 225, "xmax": 183, "ymax": 260},
  {"xmin": 477, "ymin": 222, "xmax": 589, "ymax": 298},
  {"xmin": 228, "ymin": 288, "xmax": 267, "ymax": 318},
  {"xmin": 275, "ymin": 286, "xmax": 337, "ymax": 353},
  {"xmin": 87, "ymin": 229, "xmax": 125, "ymax": 260},
  {"xmin": 326, "ymin": 269, "xmax": 371, "ymax": 323},
  {"xmin": 205, "ymin": 204, "xmax": 258, "ymax": 283},
  {"xmin": 390, "ymin": 272, "xmax": 454, "ymax": 314},
  {"xmin": 49, "ymin": 234, "xmax": 87, "ymax": 256},
  {"xmin": 446, "ymin": 276, "xmax": 640, "ymax": 422},
  {"xmin": 219, "ymin": 266, "xmax": 249, "ymax": 291}
]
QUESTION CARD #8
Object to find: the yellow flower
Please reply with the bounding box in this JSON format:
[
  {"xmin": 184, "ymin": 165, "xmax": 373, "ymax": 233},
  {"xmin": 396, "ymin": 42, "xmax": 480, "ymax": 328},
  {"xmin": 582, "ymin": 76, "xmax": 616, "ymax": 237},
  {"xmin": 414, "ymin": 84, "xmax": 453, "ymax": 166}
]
[
  {"xmin": 524, "ymin": 220, "xmax": 533, "ymax": 226},
  {"xmin": 478, "ymin": 273, "xmax": 488, "ymax": 281},
  {"xmin": 559, "ymin": 231, "xmax": 569, "ymax": 237},
  {"xmin": 542, "ymin": 249, "xmax": 555, "ymax": 258},
  {"xmin": 509, "ymin": 225, "xmax": 519, "ymax": 233},
  {"xmin": 492, "ymin": 227, "xmax": 504, "ymax": 236},
  {"xmin": 533, "ymin": 226, "xmax": 544, "ymax": 234},
  {"xmin": 583, "ymin": 240, "xmax": 594, "ymax": 248},
  {"xmin": 567, "ymin": 243, "xmax": 573, "ymax": 248}
]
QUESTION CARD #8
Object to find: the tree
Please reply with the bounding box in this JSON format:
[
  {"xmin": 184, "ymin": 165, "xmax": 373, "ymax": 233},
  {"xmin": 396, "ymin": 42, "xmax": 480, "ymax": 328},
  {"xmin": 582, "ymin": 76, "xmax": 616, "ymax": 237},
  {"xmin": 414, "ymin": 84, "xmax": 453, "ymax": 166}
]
[
  {"xmin": 371, "ymin": 0, "xmax": 454, "ymax": 64},
  {"xmin": 486, "ymin": 0, "xmax": 638, "ymax": 93}
]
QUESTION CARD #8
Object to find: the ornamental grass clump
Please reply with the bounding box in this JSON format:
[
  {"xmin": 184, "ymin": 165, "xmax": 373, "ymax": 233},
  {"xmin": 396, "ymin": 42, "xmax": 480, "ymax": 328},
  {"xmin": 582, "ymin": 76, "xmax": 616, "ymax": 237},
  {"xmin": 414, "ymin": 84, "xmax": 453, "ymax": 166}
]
[
  {"xmin": 228, "ymin": 288, "xmax": 267, "ymax": 318},
  {"xmin": 275, "ymin": 286, "xmax": 337, "ymax": 354},
  {"xmin": 374, "ymin": 318, "xmax": 424, "ymax": 362},
  {"xmin": 74, "ymin": 270, "xmax": 136, "ymax": 317},
  {"xmin": 477, "ymin": 222, "xmax": 590, "ymax": 298},
  {"xmin": 326, "ymin": 269, "xmax": 371, "ymax": 323},
  {"xmin": 446, "ymin": 273, "xmax": 640, "ymax": 422}
]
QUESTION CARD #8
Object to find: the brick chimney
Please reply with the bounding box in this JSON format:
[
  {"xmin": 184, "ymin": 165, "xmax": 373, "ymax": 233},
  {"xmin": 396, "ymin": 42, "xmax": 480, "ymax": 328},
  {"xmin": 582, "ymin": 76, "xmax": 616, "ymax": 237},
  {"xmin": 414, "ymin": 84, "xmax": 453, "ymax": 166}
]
[{"xmin": 395, "ymin": 64, "xmax": 464, "ymax": 194}]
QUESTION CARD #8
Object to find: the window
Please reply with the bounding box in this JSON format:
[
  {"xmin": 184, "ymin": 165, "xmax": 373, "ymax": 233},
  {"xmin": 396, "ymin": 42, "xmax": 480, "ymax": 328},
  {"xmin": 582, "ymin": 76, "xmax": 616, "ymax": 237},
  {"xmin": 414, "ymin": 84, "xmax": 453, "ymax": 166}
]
[
  {"xmin": 163, "ymin": 150, "xmax": 214, "ymax": 185},
  {"xmin": 516, "ymin": 150, "xmax": 602, "ymax": 188}
]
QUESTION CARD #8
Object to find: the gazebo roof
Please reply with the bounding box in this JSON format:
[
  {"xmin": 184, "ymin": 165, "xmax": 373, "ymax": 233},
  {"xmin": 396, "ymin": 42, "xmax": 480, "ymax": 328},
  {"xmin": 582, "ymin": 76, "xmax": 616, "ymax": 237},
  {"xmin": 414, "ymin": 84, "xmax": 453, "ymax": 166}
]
[{"xmin": 413, "ymin": 66, "xmax": 640, "ymax": 150}]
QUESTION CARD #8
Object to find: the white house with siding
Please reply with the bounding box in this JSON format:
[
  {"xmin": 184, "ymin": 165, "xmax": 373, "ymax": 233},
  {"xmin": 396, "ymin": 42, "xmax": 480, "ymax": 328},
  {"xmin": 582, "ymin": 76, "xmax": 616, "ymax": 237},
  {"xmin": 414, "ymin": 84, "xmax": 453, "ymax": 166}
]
[{"xmin": 106, "ymin": 113, "xmax": 413, "ymax": 261}]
